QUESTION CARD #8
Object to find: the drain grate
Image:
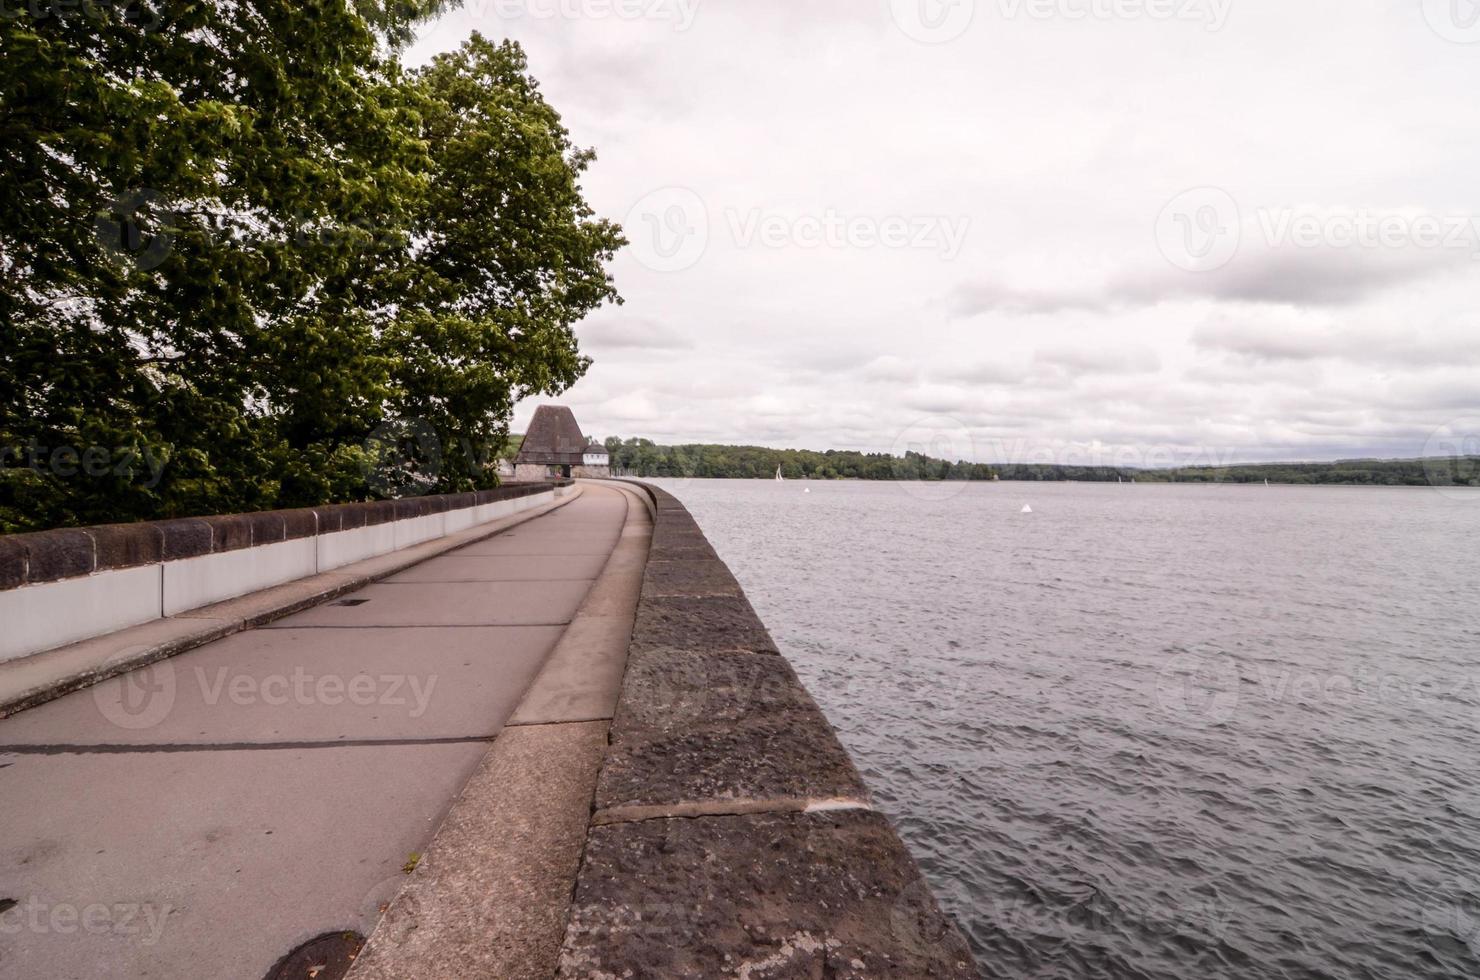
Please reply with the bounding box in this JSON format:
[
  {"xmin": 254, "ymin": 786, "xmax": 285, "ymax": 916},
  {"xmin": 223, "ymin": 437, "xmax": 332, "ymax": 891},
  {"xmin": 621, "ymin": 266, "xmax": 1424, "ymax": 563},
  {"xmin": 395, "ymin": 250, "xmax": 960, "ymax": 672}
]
[
  {"xmin": 262, "ymin": 931, "xmax": 365, "ymax": 980},
  {"xmin": 332, "ymin": 599, "xmax": 371, "ymax": 607}
]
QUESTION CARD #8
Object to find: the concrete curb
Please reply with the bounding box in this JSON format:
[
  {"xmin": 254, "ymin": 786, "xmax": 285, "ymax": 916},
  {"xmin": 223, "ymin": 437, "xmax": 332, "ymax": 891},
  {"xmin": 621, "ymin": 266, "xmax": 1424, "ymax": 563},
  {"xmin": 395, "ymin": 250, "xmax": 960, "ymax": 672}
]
[
  {"xmin": 0, "ymin": 487, "xmax": 585, "ymax": 719},
  {"xmin": 345, "ymin": 481, "xmax": 652, "ymax": 980}
]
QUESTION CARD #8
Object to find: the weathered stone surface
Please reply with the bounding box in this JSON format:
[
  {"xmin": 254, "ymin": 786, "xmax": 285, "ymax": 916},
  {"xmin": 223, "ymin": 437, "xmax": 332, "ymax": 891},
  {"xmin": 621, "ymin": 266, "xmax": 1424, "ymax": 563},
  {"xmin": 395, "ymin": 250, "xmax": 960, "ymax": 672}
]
[
  {"xmin": 557, "ymin": 810, "xmax": 980, "ymax": 980},
  {"xmin": 244, "ymin": 510, "xmax": 287, "ymax": 545},
  {"xmin": 650, "ymin": 521, "xmax": 711, "ymax": 547},
  {"xmin": 156, "ymin": 517, "xmax": 213, "ymax": 560},
  {"xmin": 87, "ymin": 523, "xmax": 164, "ymax": 569},
  {"xmin": 631, "ymin": 594, "xmax": 778, "ymax": 655},
  {"xmin": 0, "ymin": 535, "xmax": 26, "ymax": 590},
  {"xmin": 315, "ymin": 502, "xmax": 366, "ymax": 533},
  {"xmin": 278, "ymin": 507, "xmax": 320, "ymax": 540},
  {"xmin": 643, "ymin": 558, "xmax": 742, "ymax": 597},
  {"xmin": 648, "ymin": 539, "xmax": 719, "ymax": 562},
  {"xmin": 596, "ymin": 653, "xmax": 865, "ymax": 812},
  {"xmin": 200, "ymin": 513, "xmax": 252, "ymax": 552},
  {"xmin": 22, "ymin": 528, "xmax": 94, "ymax": 583},
  {"xmin": 611, "ymin": 648, "xmax": 811, "ymax": 736}
]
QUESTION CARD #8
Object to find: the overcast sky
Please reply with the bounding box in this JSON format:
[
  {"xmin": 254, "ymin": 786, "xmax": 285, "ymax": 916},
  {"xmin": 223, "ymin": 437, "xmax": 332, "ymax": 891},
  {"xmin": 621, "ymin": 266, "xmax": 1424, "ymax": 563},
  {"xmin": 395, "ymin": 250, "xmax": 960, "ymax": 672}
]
[{"xmin": 408, "ymin": 0, "xmax": 1480, "ymax": 466}]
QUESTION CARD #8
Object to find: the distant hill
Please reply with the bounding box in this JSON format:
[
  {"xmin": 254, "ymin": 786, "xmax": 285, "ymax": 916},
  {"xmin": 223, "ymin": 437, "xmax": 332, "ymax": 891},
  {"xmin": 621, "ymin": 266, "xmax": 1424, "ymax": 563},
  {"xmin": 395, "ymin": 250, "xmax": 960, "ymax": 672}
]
[{"xmin": 590, "ymin": 438, "xmax": 1480, "ymax": 487}]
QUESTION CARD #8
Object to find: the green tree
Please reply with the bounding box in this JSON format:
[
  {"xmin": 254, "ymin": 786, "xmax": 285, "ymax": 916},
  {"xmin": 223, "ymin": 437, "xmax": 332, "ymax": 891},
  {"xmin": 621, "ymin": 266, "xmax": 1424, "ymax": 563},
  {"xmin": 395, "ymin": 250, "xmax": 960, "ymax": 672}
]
[{"xmin": 1, "ymin": 5, "xmax": 621, "ymax": 532}]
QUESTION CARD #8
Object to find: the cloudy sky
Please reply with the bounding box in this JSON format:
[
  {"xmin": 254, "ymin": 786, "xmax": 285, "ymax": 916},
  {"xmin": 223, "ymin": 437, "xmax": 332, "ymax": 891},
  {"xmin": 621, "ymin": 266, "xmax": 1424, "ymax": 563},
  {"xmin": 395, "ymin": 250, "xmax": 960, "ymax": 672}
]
[{"xmin": 408, "ymin": 0, "xmax": 1480, "ymax": 467}]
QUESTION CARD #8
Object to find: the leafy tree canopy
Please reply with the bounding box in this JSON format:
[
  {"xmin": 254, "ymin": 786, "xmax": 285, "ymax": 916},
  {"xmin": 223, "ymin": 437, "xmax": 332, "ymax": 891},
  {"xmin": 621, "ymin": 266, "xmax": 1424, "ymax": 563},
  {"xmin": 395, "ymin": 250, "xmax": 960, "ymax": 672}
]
[{"xmin": 0, "ymin": 2, "xmax": 623, "ymax": 532}]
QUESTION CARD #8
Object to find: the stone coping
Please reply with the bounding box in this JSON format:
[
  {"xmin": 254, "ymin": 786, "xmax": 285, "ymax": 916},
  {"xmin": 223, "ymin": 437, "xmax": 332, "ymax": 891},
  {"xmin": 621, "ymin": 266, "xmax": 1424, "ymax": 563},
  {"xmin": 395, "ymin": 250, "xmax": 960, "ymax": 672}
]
[
  {"xmin": 0, "ymin": 481, "xmax": 571, "ymax": 590},
  {"xmin": 555, "ymin": 481, "xmax": 981, "ymax": 978}
]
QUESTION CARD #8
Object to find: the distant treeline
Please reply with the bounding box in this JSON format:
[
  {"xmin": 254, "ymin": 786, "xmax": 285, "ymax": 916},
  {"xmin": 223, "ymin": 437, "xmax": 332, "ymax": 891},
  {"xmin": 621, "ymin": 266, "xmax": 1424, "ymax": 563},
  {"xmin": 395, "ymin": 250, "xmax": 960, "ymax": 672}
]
[{"xmin": 586, "ymin": 438, "xmax": 1480, "ymax": 487}]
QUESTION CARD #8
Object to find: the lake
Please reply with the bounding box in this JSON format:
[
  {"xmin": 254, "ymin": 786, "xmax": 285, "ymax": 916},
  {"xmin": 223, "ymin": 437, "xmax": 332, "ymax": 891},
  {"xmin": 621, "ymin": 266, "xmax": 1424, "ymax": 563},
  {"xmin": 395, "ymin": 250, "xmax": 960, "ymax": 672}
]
[{"xmin": 650, "ymin": 478, "xmax": 1480, "ymax": 979}]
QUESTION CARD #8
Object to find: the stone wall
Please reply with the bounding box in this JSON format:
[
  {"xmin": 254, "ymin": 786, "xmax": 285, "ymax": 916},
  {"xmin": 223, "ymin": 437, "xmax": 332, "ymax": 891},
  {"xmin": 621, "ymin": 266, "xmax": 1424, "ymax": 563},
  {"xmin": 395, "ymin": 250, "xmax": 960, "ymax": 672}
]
[
  {"xmin": 555, "ymin": 481, "xmax": 980, "ymax": 978},
  {"xmin": 0, "ymin": 482, "xmax": 568, "ymax": 663}
]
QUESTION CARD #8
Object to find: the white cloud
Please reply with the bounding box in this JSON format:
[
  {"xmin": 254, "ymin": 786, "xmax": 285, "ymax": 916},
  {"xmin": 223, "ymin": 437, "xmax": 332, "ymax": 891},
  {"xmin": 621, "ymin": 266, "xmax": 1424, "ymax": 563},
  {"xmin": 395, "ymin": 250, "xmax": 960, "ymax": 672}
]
[{"xmin": 416, "ymin": 1, "xmax": 1480, "ymax": 463}]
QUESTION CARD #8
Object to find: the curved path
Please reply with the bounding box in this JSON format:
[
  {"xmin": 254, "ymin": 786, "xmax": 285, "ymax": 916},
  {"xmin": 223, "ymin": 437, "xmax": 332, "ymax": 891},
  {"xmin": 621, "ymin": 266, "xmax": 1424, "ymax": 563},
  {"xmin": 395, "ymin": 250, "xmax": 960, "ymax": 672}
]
[{"xmin": 0, "ymin": 483, "xmax": 647, "ymax": 979}]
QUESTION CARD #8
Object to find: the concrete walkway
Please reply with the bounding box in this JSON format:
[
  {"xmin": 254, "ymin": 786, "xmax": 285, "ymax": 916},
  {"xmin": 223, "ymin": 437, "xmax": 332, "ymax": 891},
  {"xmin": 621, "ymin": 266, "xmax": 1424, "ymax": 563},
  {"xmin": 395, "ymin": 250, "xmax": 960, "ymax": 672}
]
[{"xmin": 0, "ymin": 484, "xmax": 644, "ymax": 980}]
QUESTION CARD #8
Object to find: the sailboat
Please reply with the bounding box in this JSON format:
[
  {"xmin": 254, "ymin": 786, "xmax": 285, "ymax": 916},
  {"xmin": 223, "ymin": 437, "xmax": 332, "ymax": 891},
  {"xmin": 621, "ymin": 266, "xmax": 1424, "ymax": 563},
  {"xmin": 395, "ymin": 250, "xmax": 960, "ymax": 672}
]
[{"xmin": 775, "ymin": 465, "xmax": 783, "ymax": 482}]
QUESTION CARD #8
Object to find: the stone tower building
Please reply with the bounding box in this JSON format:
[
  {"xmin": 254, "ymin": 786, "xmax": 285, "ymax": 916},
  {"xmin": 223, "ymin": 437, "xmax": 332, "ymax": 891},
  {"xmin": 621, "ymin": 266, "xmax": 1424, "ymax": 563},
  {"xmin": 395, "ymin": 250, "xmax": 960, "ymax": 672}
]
[{"xmin": 513, "ymin": 405, "xmax": 610, "ymax": 480}]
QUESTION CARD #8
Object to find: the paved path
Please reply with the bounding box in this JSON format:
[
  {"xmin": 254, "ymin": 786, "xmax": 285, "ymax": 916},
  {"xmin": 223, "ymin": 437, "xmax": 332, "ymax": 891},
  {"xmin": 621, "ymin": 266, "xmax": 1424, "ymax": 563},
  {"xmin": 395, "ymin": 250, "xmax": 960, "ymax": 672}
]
[{"xmin": 0, "ymin": 485, "xmax": 639, "ymax": 979}]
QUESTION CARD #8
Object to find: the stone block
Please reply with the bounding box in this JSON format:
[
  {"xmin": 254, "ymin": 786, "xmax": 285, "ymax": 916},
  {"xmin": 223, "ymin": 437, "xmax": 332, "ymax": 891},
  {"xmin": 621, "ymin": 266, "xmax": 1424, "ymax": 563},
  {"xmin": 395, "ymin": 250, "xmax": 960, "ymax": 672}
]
[
  {"xmin": 156, "ymin": 518, "xmax": 213, "ymax": 561},
  {"xmin": 200, "ymin": 513, "xmax": 252, "ymax": 553},
  {"xmin": 557, "ymin": 810, "xmax": 980, "ymax": 979},
  {"xmin": 643, "ymin": 559, "xmax": 741, "ymax": 597},
  {"xmin": 631, "ymin": 595, "xmax": 778, "ymax": 655},
  {"xmin": 87, "ymin": 523, "xmax": 164, "ymax": 570},
  {"xmin": 595, "ymin": 650, "xmax": 865, "ymax": 813},
  {"xmin": 21, "ymin": 528, "xmax": 94, "ymax": 583}
]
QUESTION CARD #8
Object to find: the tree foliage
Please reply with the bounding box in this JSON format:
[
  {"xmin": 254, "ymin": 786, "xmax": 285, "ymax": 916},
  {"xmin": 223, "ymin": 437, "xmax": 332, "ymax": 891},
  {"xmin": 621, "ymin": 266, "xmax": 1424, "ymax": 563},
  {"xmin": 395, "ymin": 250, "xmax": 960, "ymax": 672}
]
[
  {"xmin": 1, "ymin": 3, "xmax": 622, "ymax": 532},
  {"xmin": 596, "ymin": 439, "xmax": 1480, "ymax": 488}
]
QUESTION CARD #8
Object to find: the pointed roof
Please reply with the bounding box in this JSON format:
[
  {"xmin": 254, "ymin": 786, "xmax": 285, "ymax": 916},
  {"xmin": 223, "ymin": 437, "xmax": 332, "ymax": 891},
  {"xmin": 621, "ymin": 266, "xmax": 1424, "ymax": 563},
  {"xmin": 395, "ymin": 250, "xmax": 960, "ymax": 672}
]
[
  {"xmin": 515, "ymin": 405, "xmax": 589, "ymax": 464},
  {"xmin": 584, "ymin": 441, "xmax": 608, "ymax": 456}
]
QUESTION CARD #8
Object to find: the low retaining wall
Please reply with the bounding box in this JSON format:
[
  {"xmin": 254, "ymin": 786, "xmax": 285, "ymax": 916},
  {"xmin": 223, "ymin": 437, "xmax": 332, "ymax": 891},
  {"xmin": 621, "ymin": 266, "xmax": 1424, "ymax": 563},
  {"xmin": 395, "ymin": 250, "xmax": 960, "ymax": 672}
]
[
  {"xmin": 555, "ymin": 481, "xmax": 980, "ymax": 978},
  {"xmin": 0, "ymin": 483, "xmax": 573, "ymax": 663}
]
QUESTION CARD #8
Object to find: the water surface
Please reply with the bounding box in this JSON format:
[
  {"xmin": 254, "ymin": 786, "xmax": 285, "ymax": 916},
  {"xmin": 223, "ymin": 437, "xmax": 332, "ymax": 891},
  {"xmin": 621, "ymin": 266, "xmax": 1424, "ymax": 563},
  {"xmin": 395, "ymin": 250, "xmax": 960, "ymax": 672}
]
[{"xmin": 652, "ymin": 479, "xmax": 1480, "ymax": 979}]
